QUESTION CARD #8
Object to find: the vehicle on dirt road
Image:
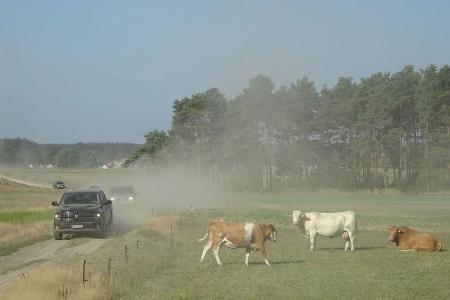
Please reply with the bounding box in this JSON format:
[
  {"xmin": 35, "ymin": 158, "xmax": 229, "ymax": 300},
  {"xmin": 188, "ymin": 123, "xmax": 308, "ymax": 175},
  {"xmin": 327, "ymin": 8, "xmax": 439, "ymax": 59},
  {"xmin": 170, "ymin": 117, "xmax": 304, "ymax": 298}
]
[
  {"xmin": 52, "ymin": 181, "xmax": 66, "ymax": 189},
  {"xmin": 51, "ymin": 189, "xmax": 113, "ymax": 240},
  {"xmin": 109, "ymin": 185, "xmax": 138, "ymax": 206}
]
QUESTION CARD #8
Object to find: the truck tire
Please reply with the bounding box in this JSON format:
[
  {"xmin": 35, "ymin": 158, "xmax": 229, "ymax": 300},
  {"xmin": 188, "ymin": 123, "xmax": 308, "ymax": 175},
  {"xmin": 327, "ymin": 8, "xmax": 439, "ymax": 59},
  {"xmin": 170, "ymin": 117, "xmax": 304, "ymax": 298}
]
[
  {"xmin": 99, "ymin": 222, "xmax": 108, "ymax": 238},
  {"xmin": 54, "ymin": 232, "xmax": 63, "ymax": 240}
]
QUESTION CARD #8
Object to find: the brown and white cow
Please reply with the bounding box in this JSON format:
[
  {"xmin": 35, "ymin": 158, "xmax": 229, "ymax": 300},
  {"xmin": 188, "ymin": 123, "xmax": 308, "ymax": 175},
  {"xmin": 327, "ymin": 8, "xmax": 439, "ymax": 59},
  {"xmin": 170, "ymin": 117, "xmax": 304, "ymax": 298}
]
[
  {"xmin": 386, "ymin": 226, "xmax": 442, "ymax": 252},
  {"xmin": 198, "ymin": 219, "xmax": 277, "ymax": 266}
]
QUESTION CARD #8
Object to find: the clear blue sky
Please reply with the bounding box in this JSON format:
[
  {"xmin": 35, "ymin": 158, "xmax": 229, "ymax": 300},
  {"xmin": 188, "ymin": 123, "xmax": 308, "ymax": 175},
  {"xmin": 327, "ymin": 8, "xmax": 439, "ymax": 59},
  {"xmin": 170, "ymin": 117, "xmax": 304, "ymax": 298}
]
[{"xmin": 1, "ymin": 0, "xmax": 449, "ymax": 143}]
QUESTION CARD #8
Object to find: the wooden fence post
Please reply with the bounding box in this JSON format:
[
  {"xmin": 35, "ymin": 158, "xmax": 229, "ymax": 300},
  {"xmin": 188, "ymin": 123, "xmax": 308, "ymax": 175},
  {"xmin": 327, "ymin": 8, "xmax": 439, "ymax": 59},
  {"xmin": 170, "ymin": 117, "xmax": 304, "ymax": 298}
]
[
  {"xmin": 82, "ymin": 259, "xmax": 87, "ymax": 285},
  {"xmin": 108, "ymin": 257, "xmax": 112, "ymax": 286},
  {"xmin": 124, "ymin": 245, "xmax": 128, "ymax": 264},
  {"xmin": 170, "ymin": 224, "xmax": 173, "ymax": 242}
]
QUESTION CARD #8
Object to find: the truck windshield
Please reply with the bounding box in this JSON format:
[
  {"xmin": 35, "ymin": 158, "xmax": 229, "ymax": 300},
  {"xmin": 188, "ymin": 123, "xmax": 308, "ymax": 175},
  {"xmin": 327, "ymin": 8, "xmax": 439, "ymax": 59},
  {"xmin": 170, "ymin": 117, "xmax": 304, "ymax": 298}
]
[{"xmin": 60, "ymin": 192, "xmax": 100, "ymax": 205}]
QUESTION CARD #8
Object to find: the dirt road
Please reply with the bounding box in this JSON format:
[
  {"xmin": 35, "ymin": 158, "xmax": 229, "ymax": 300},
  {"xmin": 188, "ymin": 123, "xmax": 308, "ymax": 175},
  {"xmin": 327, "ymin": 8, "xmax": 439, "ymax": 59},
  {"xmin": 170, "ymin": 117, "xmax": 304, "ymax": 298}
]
[
  {"xmin": 0, "ymin": 237, "xmax": 108, "ymax": 289},
  {"xmin": 0, "ymin": 175, "xmax": 145, "ymax": 290},
  {"xmin": 0, "ymin": 214, "xmax": 141, "ymax": 290}
]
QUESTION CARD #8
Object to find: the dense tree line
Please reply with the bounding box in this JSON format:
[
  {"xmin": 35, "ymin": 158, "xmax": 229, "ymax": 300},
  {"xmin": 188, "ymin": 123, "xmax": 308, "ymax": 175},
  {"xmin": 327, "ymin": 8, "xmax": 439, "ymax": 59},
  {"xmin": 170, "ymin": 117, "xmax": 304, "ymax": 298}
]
[
  {"xmin": 0, "ymin": 138, "xmax": 139, "ymax": 168},
  {"xmin": 129, "ymin": 65, "xmax": 450, "ymax": 192}
]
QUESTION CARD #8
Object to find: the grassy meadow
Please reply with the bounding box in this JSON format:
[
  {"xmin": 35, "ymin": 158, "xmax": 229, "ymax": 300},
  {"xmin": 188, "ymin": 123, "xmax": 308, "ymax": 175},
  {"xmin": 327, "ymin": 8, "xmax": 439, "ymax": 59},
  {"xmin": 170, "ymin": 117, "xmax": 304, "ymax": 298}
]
[
  {"xmin": 0, "ymin": 180, "xmax": 57, "ymax": 256},
  {"xmin": 2, "ymin": 192, "xmax": 449, "ymax": 299}
]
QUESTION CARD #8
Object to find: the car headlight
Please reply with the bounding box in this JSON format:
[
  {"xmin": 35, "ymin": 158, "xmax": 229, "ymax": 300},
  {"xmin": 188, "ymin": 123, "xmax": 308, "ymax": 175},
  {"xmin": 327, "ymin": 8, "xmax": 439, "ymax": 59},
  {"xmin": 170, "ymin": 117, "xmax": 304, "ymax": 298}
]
[{"xmin": 96, "ymin": 213, "xmax": 101, "ymax": 218}]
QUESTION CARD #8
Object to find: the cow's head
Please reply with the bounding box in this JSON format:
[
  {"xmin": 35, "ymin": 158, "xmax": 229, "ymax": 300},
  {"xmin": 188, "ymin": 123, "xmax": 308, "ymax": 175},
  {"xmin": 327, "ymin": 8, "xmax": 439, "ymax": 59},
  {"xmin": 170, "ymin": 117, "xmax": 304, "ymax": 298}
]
[
  {"xmin": 386, "ymin": 226, "xmax": 404, "ymax": 242},
  {"xmin": 291, "ymin": 210, "xmax": 300, "ymax": 225},
  {"xmin": 291, "ymin": 210, "xmax": 310, "ymax": 226},
  {"xmin": 263, "ymin": 224, "xmax": 278, "ymax": 242}
]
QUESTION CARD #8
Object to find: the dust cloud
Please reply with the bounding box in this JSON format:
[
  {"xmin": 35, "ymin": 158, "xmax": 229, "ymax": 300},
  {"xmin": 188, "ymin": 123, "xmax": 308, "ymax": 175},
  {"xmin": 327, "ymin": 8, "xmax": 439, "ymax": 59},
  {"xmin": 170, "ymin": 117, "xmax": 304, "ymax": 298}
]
[{"xmin": 54, "ymin": 167, "xmax": 228, "ymax": 230}]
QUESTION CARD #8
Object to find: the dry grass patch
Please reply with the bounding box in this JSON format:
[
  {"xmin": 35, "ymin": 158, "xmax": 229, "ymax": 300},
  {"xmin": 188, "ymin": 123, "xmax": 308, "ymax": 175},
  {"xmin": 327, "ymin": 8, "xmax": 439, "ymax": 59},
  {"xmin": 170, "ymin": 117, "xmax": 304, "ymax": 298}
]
[
  {"xmin": 0, "ymin": 221, "xmax": 52, "ymax": 256},
  {"xmin": 0, "ymin": 261, "xmax": 107, "ymax": 300},
  {"xmin": 144, "ymin": 215, "xmax": 180, "ymax": 233},
  {"xmin": 0, "ymin": 221, "xmax": 50, "ymax": 245},
  {"xmin": 0, "ymin": 179, "xmax": 58, "ymax": 212}
]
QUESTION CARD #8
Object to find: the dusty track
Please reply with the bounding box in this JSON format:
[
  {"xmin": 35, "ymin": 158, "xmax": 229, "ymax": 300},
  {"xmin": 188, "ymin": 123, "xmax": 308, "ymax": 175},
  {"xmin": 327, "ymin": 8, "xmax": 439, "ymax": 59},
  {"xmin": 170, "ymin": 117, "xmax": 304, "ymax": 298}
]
[
  {"xmin": 0, "ymin": 214, "xmax": 143, "ymax": 290},
  {"xmin": 0, "ymin": 175, "xmax": 145, "ymax": 290},
  {"xmin": 0, "ymin": 237, "xmax": 108, "ymax": 289}
]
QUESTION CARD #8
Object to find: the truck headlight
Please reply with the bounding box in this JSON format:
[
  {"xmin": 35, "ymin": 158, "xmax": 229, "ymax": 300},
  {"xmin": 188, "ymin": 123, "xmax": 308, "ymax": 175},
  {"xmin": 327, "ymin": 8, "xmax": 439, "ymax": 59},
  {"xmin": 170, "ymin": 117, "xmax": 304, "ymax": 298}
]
[
  {"xmin": 128, "ymin": 196, "xmax": 134, "ymax": 201},
  {"xmin": 96, "ymin": 213, "xmax": 101, "ymax": 218},
  {"xmin": 54, "ymin": 214, "xmax": 60, "ymax": 219},
  {"xmin": 111, "ymin": 197, "xmax": 115, "ymax": 201}
]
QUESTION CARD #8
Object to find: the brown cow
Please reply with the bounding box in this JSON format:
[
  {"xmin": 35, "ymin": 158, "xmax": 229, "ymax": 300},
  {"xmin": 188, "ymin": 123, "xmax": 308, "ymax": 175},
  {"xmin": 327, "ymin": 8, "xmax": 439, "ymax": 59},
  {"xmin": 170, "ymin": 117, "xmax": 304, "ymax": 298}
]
[
  {"xmin": 386, "ymin": 226, "xmax": 441, "ymax": 252},
  {"xmin": 198, "ymin": 219, "xmax": 277, "ymax": 266}
]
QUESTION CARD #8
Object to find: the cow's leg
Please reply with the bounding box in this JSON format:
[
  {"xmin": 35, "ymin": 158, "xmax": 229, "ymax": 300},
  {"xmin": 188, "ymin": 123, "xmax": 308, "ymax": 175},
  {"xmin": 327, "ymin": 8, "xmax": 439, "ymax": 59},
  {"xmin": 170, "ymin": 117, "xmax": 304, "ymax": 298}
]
[
  {"xmin": 213, "ymin": 240, "xmax": 225, "ymax": 266},
  {"xmin": 344, "ymin": 240, "xmax": 350, "ymax": 251},
  {"xmin": 348, "ymin": 231, "xmax": 355, "ymax": 251},
  {"xmin": 309, "ymin": 231, "xmax": 317, "ymax": 251},
  {"xmin": 200, "ymin": 240, "xmax": 213, "ymax": 262},
  {"xmin": 245, "ymin": 248, "xmax": 251, "ymax": 266},
  {"xmin": 258, "ymin": 246, "xmax": 271, "ymax": 266}
]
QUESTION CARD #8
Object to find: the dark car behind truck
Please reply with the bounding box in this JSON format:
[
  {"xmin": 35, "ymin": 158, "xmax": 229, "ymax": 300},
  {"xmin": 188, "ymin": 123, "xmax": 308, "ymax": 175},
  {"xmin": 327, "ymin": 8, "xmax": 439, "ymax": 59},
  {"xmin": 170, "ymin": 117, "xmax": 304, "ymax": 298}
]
[
  {"xmin": 52, "ymin": 189, "xmax": 113, "ymax": 239},
  {"xmin": 53, "ymin": 181, "xmax": 66, "ymax": 189}
]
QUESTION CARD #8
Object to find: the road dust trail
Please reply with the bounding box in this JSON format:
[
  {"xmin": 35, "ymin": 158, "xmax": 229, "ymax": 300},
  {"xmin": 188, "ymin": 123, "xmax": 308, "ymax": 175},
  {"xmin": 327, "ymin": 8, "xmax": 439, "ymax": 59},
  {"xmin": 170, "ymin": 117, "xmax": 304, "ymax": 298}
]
[{"xmin": 0, "ymin": 238, "xmax": 108, "ymax": 289}]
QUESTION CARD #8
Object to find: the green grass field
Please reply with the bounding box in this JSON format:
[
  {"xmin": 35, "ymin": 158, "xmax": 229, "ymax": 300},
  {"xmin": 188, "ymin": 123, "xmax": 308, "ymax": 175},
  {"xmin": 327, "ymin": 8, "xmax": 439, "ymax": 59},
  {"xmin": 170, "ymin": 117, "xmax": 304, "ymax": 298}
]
[
  {"xmin": 52, "ymin": 192, "xmax": 449, "ymax": 300},
  {"xmin": 1, "ymin": 168, "xmax": 449, "ymax": 299},
  {"xmin": 0, "ymin": 180, "xmax": 57, "ymax": 256},
  {"xmin": 0, "ymin": 210, "xmax": 52, "ymax": 224}
]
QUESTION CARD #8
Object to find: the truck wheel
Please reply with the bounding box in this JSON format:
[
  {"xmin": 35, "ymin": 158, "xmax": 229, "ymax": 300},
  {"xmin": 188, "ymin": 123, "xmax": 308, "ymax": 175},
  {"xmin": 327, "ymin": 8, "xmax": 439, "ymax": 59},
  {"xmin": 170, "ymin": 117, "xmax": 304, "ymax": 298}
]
[
  {"xmin": 54, "ymin": 232, "xmax": 63, "ymax": 240},
  {"xmin": 99, "ymin": 223, "xmax": 108, "ymax": 238}
]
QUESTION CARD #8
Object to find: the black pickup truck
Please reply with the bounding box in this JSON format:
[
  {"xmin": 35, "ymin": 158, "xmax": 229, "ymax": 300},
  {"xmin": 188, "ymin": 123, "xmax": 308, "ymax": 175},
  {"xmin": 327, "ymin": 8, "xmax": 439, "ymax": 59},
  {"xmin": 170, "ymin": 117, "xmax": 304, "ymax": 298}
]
[{"xmin": 51, "ymin": 189, "xmax": 113, "ymax": 239}]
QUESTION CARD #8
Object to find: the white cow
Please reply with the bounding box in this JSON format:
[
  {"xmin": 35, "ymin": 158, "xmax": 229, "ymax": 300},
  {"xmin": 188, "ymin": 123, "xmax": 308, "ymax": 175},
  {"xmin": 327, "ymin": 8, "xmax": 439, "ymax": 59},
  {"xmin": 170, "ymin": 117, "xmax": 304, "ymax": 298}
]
[{"xmin": 291, "ymin": 210, "xmax": 357, "ymax": 251}]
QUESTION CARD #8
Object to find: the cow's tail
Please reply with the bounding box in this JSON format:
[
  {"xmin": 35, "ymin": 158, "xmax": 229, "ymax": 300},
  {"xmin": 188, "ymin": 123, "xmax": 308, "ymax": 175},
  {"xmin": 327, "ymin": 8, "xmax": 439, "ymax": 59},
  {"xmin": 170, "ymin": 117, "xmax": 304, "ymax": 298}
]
[
  {"xmin": 197, "ymin": 223, "xmax": 210, "ymax": 242},
  {"xmin": 351, "ymin": 216, "xmax": 358, "ymax": 242}
]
